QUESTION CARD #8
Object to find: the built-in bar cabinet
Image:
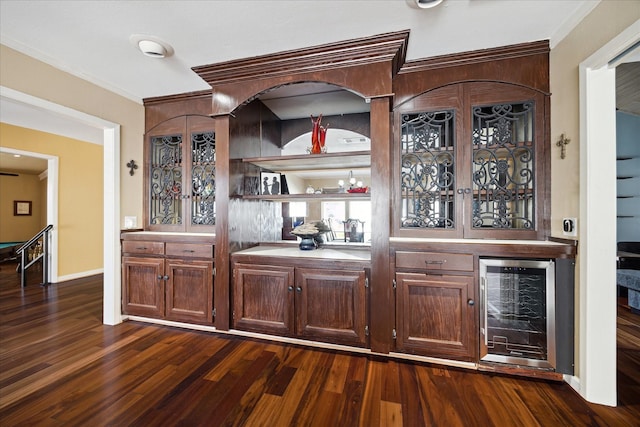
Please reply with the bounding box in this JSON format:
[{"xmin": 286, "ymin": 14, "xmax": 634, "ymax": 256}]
[{"xmin": 122, "ymin": 33, "xmax": 576, "ymax": 380}]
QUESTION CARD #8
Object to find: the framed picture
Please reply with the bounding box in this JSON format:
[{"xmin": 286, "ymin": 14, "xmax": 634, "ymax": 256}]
[
  {"xmin": 14, "ymin": 200, "xmax": 32, "ymax": 216},
  {"xmin": 260, "ymin": 172, "xmax": 281, "ymax": 195}
]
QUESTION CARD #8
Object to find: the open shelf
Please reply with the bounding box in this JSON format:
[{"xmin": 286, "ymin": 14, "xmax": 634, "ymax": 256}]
[
  {"xmin": 239, "ymin": 193, "xmax": 371, "ymax": 202},
  {"xmin": 242, "ymin": 150, "xmax": 371, "ymax": 172}
]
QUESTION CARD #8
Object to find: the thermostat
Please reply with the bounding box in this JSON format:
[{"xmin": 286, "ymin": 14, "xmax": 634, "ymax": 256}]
[{"xmin": 562, "ymin": 218, "xmax": 577, "ymax": 237}]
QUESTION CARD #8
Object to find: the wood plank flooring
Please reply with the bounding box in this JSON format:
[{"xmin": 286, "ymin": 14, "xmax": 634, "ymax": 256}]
[{"xmin": 1, "ymin": 261, "xmax": 639, "ymax": 426}]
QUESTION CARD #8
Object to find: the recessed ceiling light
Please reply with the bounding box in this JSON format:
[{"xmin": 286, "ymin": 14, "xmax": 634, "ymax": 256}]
[
  {"xmin": 406, "ymin": 0, "xmax": 445, "ymax": 9},
  {"xmin": 129, "ymin": 34, "xmax": 174, "ymax": 58},
  {"xmin": 13, "ymin": 154, "xmax": 21, "ymax": 158}
]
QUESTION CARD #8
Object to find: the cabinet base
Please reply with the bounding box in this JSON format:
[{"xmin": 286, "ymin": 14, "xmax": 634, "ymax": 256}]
[
  {"xmin": 478, "ymin": 361, "xmax": 564, "ymax": 381},
  {"xmin": 124, "ymin": 316, "xmax": 565, "ymax": 382}
]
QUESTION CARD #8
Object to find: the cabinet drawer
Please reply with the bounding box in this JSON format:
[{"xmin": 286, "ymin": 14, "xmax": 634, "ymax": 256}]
[
  {"xmin": 122, "ymin": 240, "xmax": 164, "ymax": 255},
  {"xmin": 166, "ymin": 243, "xmax": 213, "ymax": 258},
  {"xmin": 396, "ymin": 251, "xmax": 473, "ymax": 271}
]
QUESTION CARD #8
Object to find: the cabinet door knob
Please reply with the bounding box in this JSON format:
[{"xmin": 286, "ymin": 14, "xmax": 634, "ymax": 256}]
[
  {"xmin": 456, "ymin": 188, "xmax": 464, "ymax": 194},
  {"xmin": 287, "ymin": 286, "xmax": 294, "ymax": 292},
  {"xmin": 163, "ymin": 275, "xmax": 169, "ymax": 280},
  {"xmin": 157, "ymin": 275, "xmax": 163, "ymax": 280},
  {"xmin": 468, "ymin": 299, "xmax": 475, "ymax": 306},
  {"xmin": 295, "ymin": 286, "xmax": 302, "ymax": 293}
]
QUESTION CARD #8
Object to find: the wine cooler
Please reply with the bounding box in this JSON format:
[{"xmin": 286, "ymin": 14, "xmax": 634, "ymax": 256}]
[{"xmin": 479, "ymin": 258, "xmax": 556, "ymax": 369}]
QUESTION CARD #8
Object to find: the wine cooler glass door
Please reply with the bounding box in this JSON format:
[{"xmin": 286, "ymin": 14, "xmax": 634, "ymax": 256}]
[{"xmin": 479, "ymin": 259, "xmax": 555, "ymax": 369}]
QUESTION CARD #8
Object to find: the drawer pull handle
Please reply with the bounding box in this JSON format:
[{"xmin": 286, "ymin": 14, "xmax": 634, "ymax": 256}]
[
  {"xmin": 136, "ymin": 247, "xmax": 147, "ymax": 250},
  {"xmin": 184, "ymin": 250, "xmax": 195, "ymax": 253},
  {"xmin": 425, "ymin": 260, "xmax": 445, "ymax": 265}
]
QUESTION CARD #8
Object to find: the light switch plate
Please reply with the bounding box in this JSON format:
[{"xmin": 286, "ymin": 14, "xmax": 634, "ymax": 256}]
[{"xmin": 562, "ymin": 218, "xmax": 577, "ymax": 237}]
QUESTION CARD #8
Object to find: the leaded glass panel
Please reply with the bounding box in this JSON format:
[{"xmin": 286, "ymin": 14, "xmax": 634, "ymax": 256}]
[
  {"xmin": 150, "ymin": 134, "xmax": 183, "ymax": 225},
  {"xmin": 191, "ymin": 131, "xmax": 216, "ymax": 225},
  {"xmin": 400, "ymin": 110, "xmax": 455, "ymax": 229},
  {"xmin": 472, "ymin": 102, "xmax": 535, "ymax": 229}
]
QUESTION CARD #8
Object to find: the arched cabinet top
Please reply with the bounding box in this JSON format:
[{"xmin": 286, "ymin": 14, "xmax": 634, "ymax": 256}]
[
  {"xmin": 393, "ymin": 40, "xmax": 550, "ymax": 109},
  {"xmin": 192, "ymin": 30, "xmax": 410, "ymax": 116}
]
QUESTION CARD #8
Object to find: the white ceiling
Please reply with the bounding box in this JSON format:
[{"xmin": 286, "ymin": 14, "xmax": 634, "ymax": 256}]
[
  {"xmin": 0, "ymin": 0, "xmax": 600, "ymax": 103},
  {"xmin": 0, "ymin": 0, "xmax": 606, "ymax": 174}
]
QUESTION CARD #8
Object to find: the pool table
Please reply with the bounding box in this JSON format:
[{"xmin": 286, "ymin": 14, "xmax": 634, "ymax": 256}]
[{"xmin": 0, "ymin": 242, "xmax": 25, "ymax": 263}]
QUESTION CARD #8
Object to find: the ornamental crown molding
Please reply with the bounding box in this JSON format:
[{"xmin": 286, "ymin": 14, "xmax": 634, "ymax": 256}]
[
  {"xmin": 193, "ymin": 30, "xmax": 410, "ymax": 87},
  {"xmin": 399, "ymin": 40, "xmax": 549, "ymax": 74}
]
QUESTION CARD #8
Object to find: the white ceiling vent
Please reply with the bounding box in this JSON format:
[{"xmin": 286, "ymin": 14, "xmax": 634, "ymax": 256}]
[
  {"xmin": 129, "ymin": 34, "xmax": 174, "ymax": 58},
  {"xmin": 406, "ymin": 0, "xmax": 445, "ymax": 9}
]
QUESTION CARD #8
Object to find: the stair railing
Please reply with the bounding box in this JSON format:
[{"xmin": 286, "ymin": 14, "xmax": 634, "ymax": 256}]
[{"xmin": 16, "ymin": 224, "xmax": 53, "ymax": 287}]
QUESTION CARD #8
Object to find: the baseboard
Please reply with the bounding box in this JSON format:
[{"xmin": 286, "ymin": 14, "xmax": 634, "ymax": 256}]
[
  {"xmin": 56, "ymin": 268, "xmax": 103, "ymax": 282},
  {"xmin": 564, "ymin": 374, "xmax": 580, "ymax": 393}
]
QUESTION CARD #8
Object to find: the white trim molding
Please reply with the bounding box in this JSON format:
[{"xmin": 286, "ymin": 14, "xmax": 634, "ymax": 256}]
[
  {"xmin": 0, "ymin": 86, "xmax": 122, "ymax": 326},
  {"xmin": 577, "ymin": 19, "xmax": 640, "ymax": 407}
]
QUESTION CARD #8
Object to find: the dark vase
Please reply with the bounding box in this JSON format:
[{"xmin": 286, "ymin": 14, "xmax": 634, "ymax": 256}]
[{"xmin": 299, "ymin": 236, "xmax": 317, "ymax": 250}]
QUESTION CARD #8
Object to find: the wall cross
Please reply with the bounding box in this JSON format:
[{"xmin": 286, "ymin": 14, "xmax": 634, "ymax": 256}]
[
  {"xmin": 556, "ymin": 133, "xmax": 571, "ymax": 159},
  {"xmin": 127, "ymin": 160, "xmax": 138, "ymax": 176}
]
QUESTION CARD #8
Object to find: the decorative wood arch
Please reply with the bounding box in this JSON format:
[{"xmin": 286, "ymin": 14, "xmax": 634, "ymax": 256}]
[{"xmin": 193, "ymin": 30, "xmax": 409, "ymax": 116}]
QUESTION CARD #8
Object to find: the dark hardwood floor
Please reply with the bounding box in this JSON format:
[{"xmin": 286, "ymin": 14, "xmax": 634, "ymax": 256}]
[{"xmin": 1, "ymin": 261, "xmax": 638, "ymax": 426}]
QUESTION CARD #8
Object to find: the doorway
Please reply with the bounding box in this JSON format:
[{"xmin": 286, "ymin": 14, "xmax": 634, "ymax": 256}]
[
  {"xmin": 0, "ymin": 147, "xmax": 58, "ymax": 282},
  {"xmin": 0, "ymin": 86, "xmax": 121, "ymax": 325},
  {"xmin": 579, "ymin": 21, "xmax": 640, "ymax": 406}
]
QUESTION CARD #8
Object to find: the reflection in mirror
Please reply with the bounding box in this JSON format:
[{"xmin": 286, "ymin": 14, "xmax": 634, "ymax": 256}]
[{"xmin": 281, "ymin": 129, "xmax": 370, "ymax": 156}]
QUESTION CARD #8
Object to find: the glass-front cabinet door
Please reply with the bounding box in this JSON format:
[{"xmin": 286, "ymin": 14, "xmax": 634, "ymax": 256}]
[
  {"xmin": 146, "ymin": 115, "xmax": 217, "ymax": 232},
  {"xmin": 400, "ymin": 109, "xmax": 457, "ymax": 232},
  {"xmin": 470, "ymin": 101, "xmax": 535, "ymax": 232},
  {"xmin": 396, "ymin": 84, "xmax": 463, "ymax": 238},
  {"xmin": 189, "ymin": 118, "xmax": 216, "ymax": 228},
  {"xmin": 149, "ymin": 131, "xmax": 184, "ymax": 227},
  {"xmin": 394, "ymin": 82, "xmax": 547, "ymax": 240},
  {"xmin": 464, "ymin": 83, "xmax": 545, "ymax": 240}
]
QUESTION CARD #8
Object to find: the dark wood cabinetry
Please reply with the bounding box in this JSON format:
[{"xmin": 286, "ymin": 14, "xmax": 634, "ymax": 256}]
[
  {"xmin": 145, "ymin": 115, "xmax": 217, "ymax": 233},
  {"xmin": 122, "ymin": 255, "xmax": 165, "ymax": 318},
  {"xmin": 395, "ymin": 273, "xmax": 476, "ymax": 361},
  {"xmin": 165, "ymin": 257, "xmax": 213, "ymax": 323},
  {"xmin": 129, "ymin": 35, "xmax": 576, "ymax": 378},
  {"xmin": 394, "ymin": 250, "xmax": 477, "ymax": 361},
  {"xmin": 232, "ymin": 248, "xmax": 369, "ymax": 347},
  {"xmin": 393, "ymin": 82, "xmax": 548, "ymax": 240},
  {"xmin": 295, "ymin": 267, "xmax": 367, "ymax": 345},
  {"xmin": 232, "ymin": 263, "xmax": 295, "ymax": 335},
  {"xmin": 121, "ymin": 234, "xmax": 214, "ymax": 324}
]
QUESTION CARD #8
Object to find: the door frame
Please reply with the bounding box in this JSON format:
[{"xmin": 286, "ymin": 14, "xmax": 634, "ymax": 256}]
[
  {"xmin": 576, "ymin": 20, "xmax": 640, "ymax": 406},
  {"xmin": 0, "ymin": 86, "xmax": 122, "ymax": 325}
]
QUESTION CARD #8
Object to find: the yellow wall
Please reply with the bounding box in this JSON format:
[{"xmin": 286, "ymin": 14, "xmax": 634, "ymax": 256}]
[
  {"xmin": 0, "ymin": 44, "xmax": 145, "ymax": 278},
  {"xmin": 0, "ymin": 172, "xmax": 44, "ymax": 241},
  {"xmin": 1, "ymin": 124, "xmax": 104, "ymax": 276}
]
